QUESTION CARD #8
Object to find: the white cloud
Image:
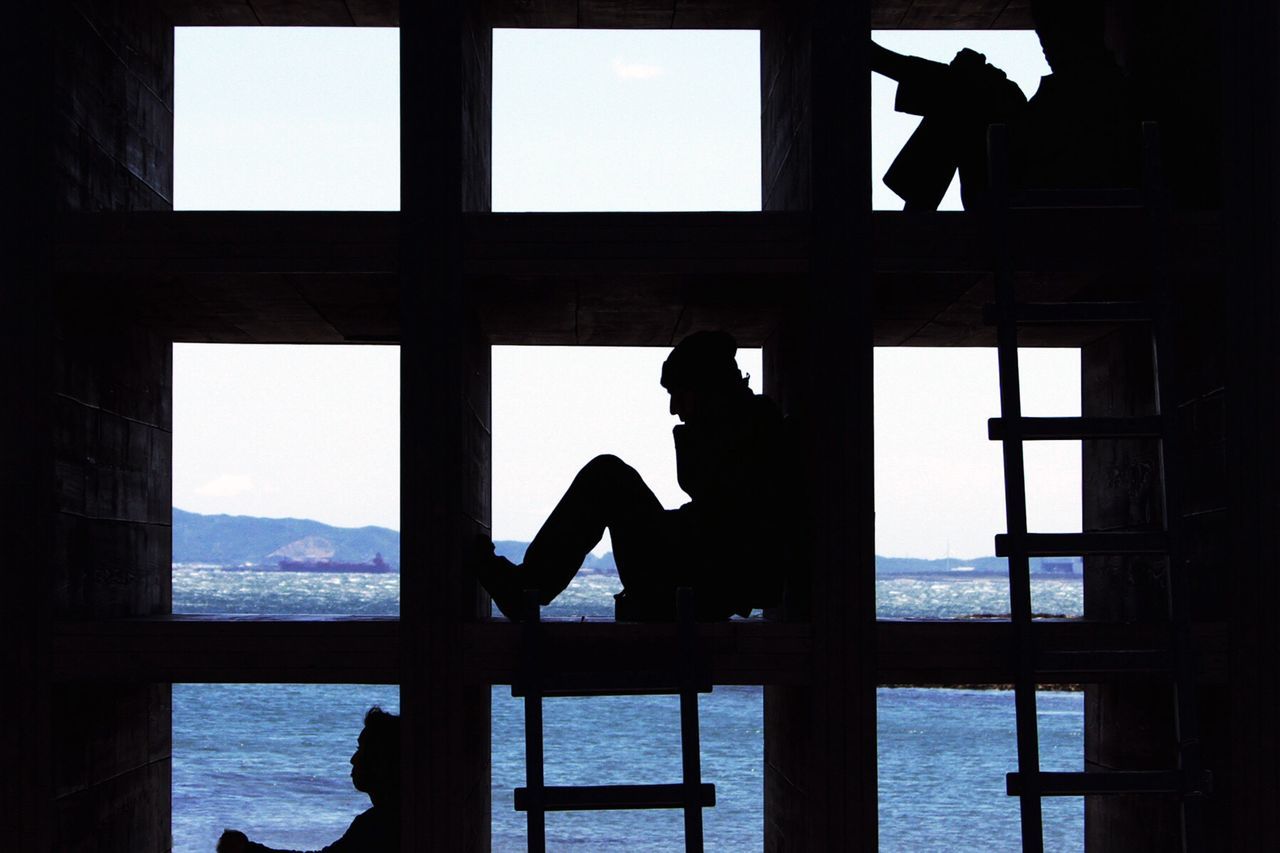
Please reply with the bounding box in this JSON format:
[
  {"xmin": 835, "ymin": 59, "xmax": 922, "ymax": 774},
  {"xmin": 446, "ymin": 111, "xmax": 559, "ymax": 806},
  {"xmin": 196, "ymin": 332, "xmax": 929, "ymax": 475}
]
[
  {"xmin": 194, "ymin": 474, "xmax": 256, "ymax": 498},
  {"xmin": 611, "ymin": 56, "xmax": 664, "ymax": 80}
]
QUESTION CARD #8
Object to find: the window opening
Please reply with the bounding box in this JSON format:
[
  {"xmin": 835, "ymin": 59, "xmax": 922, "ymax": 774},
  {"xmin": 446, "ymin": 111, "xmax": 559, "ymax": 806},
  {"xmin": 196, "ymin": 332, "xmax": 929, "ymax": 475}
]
[
  {"xmin": 490, "ymin": 345, "xmax": 764, "ymax": 847},
  {"xmin": 493, "ymin": 29, "xmax": 761, "ymax": 212},
  {"xmin": 875, "ymin": 347, "xmax": 1084, "ymax": 846},
  {"xmin": 173, "ymin": 684, "xmax": 400, "ymax": 852},
  {"xmin": 172, "ymin": 343, "xmax": 400, "ymax": 616},
  {"xmin": 874, "ymin": 347, "xmax": 1082, "ymax": 620},
  {"xmin": 871, "ymin": 31, "xmax": 1049, "ymax": 211},
  {"xmin": 878, "ymin": 687, "xmax": 1082, "ymax": 850},
  {"xmin": 174, "ymin": 27, "xmax": 399, "ymax": 211},
  {"xmin": 492, "ymin": 344, "xmax": 765, "ymax": 617}
]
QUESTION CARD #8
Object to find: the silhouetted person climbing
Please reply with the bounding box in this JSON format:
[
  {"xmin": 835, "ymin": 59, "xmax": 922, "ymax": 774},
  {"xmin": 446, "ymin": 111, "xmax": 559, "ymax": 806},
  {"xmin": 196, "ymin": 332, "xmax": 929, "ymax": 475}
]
[
  {"xmin": 474, "ymin": 330, "xmax": 787, "ymax": 621},
  {"xmin": 216, "ymin": 707, "xmax": 400, "ymax": 853},
  {"xmin": 872, "ymin": 0, "xmax": 1142, "ymax": 211}
]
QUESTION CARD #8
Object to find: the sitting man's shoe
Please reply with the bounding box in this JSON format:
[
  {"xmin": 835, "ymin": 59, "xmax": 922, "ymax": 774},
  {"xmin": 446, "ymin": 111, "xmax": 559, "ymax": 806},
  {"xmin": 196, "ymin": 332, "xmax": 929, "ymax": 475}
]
[
  {"xmin": 613, "ymin": 589, "xmax": 677, "ymax": 622},
  {"xmin": 469, "ymin": 537, "xmax": 528, "ymax": 622}
]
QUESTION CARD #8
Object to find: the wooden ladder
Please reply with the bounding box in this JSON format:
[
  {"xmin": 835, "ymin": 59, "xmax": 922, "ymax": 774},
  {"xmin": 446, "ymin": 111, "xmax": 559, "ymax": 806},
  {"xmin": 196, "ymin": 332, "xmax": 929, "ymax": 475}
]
[
  {"xmin": 512, "ymin": 587, "xmax": 715, "ymax": 853},
  {"xmin": 986, "ymin": 122, "xmax": 1211, "ymax": 853}
]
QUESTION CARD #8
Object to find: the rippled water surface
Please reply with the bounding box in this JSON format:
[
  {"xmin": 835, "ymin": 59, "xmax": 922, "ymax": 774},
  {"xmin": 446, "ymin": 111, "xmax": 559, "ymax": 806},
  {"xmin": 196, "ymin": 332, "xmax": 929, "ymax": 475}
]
[{"xmin": 173, "ymin": 569, "xmax": 1084, "ymax": 851}]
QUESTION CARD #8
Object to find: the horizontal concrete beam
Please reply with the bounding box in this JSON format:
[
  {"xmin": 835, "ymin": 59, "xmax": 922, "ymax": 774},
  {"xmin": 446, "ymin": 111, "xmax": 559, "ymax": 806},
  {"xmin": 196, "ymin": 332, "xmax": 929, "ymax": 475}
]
[
  {"xmin": 160, "ymin": 1, "xmax": 1035, "ymax": 29},
  {"xmin": 52, "ymin": 616, "xmax": 1228, "ymax": 686},
  {"xmin": 54, "ymin": 210, "xmax": 1220, "ymax": 347}
]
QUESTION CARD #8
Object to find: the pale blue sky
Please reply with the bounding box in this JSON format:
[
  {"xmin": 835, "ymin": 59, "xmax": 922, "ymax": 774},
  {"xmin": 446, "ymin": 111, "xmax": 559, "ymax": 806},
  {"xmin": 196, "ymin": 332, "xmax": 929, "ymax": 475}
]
[
  {"xmin": 492, "ymin": 29, "xmax": 762, "ymax": 211},
  {"xmin": 172, "ymin": 27, "xmax": 1078, "ymax": 559}
]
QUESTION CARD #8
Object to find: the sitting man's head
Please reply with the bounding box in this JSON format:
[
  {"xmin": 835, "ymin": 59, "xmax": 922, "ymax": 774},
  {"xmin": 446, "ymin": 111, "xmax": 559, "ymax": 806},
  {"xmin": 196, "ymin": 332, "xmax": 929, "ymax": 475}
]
[
  {"xmin": 350, "ymin": 706, "xmax": 400, "ymax": 805},
  {"xmin": 1031, "ymin": 0, "xmax": 1107, "ymax": 74},
  {"xmin": 661, "ymin": 330, "xmax": 750, "ymax": 424}
]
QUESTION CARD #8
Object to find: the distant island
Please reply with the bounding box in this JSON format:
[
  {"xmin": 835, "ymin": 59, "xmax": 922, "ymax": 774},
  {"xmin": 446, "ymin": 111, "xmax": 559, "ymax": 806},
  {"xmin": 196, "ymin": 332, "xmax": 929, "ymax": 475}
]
[
  {"xmin": 173, "ymin": 509, "xmax": 1080, "ymax": 576},
  {"xmin": 173, "ymin": 508, "xmax": 401, "ymax": 572},
  {"xmin": 875, "ymin": 554, "xmax": 1081, "ymax": 575}
]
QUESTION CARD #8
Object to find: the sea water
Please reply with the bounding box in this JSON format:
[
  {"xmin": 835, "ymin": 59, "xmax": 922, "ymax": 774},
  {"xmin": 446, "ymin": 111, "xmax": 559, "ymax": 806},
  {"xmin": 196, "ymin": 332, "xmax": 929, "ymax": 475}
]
[{"xmin": 173, "ymin": 569, "xmax": 1084, "ymax": 851}]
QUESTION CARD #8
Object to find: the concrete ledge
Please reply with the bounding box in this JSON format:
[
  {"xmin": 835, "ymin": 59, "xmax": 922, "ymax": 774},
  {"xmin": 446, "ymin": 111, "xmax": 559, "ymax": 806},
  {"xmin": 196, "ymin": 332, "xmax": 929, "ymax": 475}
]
[{"xmin": 51, "ymin": 616, "xmax": 1227, "ymax": 686}]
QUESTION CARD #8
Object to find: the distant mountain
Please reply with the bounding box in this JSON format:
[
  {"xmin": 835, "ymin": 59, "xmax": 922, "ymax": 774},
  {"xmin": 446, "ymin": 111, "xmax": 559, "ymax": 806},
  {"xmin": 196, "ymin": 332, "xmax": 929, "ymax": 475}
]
[
  {"xmin": 172, "ymin": 512, "xmax": 1078, "ymax": 576},
  {"xmin": 172, "ymin": 509, "xmax": 400, "ymax": 569},
  {"xmin": 492, "ymin": 540, "xmax": 529, "ymax": 564}
]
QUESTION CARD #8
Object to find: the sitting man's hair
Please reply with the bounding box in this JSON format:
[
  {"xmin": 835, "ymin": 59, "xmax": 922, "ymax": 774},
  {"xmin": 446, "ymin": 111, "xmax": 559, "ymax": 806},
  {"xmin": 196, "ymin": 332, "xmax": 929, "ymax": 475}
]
[
  {"xmin": 661, "ymin": 330, "xmax": 746, "ymax": 394},
  {"xmin": 362, "ymin": 706, "xmax": 401, "ymax": 779}
]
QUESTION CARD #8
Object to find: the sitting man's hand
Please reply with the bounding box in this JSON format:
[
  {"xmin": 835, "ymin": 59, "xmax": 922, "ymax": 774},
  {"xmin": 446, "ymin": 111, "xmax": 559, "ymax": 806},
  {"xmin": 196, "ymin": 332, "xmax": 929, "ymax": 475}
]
[
  {"xmin": 952, "ymin": 47, "xmax": 1011, "ymax": 81},
  {"xmin": 217, "ymin": 829, "xmax": 249, "ymax": 853},
  {"xmin": 952, "ymin": 47, "xmax": 988, "ymax": 69}
]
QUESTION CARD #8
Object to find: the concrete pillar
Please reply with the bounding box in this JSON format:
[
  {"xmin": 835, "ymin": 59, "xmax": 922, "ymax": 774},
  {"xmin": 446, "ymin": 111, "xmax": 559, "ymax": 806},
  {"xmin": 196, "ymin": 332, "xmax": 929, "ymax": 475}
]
[
  {"xmin": 762, "ymin": 2, "xmax": 877, "ymax": 849},
  {"xmin": 400, "ymin": 1, "xmax": 493, "ymax": 848},
  {"xmin": 1082, "ymin": 329, "xmax": 1179, "ymax": 850}
]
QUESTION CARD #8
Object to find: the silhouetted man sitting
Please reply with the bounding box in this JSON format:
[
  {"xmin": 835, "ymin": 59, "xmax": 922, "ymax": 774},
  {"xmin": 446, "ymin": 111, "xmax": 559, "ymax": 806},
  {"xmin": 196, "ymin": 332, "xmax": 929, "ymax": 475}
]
[
  {"xmin": 474, "ymin": 330, "xmax": 787, "ymax": 621},
  {"xmin": 217, "ymin": 707, "xmax": 400, "ymax": 853},
  {"xmin": 872, "ymin": 0, "xmax": 1142, "ymax": 211}
]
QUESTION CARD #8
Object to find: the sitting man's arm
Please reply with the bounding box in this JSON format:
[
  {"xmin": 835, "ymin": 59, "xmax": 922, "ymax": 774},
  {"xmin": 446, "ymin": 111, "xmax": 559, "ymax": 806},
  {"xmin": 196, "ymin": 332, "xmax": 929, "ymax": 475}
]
[
  {"xmin": 871, "ymin": 40, "xmax": 1025, "ymax": 118},
  {"xmin": 872, "ymin": 39, "xmax": 1028, "ymax": 210},
  {"xmin": 219, "ymin": 828, "xmax": 312, "ymax": 853},
  {"xmin": 218, "ymin": 810, "xmax": 389, "ymax": 853}
]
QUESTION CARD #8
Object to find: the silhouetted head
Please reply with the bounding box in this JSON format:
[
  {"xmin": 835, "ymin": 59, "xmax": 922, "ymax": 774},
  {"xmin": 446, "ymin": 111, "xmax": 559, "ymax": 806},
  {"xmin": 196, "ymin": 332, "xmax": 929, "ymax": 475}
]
[
  {"xmin": 1030, "ymin": 0, "xmax": 1107, "ymax": 74},
  {"xmin": 350, "ymin": 706, "xmax": 400, "ymax": 805},
  {"xmin": 661, "ymin": 331, "xmax": 750, "ymax": 424}
]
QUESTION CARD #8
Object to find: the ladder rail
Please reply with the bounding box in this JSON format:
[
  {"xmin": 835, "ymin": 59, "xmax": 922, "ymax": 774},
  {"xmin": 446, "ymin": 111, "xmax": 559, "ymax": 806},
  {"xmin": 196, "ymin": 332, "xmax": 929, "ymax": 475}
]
[
  {"xmin": 521, "ymin": 591, "xmax": 547, "ymax": 853},
  {"xmin": 677, "ymin": 587, "xmax": 706, "ymax": 853},
  {"xmin": 987, "ymin": 121, "xmax": 1208, "ymax": 852},
  {"xmin": 988, "ymin": 122, "xmax": 1047, "ymax": 853}
]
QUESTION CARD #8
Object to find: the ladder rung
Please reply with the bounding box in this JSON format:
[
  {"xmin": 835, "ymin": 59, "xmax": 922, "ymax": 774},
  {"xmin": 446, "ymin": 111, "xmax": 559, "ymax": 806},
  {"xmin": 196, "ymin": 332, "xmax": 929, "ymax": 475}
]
[
  {"xmin": 982, "ymin": 301, "xmax": 1156, "ymax": 326},
  {"xmin": 989, "ymin": 416, "xmax": 1164, "ymax": 441},
  {"xmin": 1006, "ymin": 770, "xmax": 1208, "ymax": 797},
  {"xmin": 515, "ymin": 783, "xmax": 716, "ymax": 812},
  {"xmin": 996, "ymin": 531, "xmax": 1168, "ymax": 557}
]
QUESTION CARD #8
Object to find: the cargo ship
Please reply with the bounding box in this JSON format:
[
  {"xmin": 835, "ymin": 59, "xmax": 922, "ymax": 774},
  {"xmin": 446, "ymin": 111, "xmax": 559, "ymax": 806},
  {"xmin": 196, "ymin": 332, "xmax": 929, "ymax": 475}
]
[{"xmin": 275, "ymin": 552, "xmax": 395, "ymax": 573}]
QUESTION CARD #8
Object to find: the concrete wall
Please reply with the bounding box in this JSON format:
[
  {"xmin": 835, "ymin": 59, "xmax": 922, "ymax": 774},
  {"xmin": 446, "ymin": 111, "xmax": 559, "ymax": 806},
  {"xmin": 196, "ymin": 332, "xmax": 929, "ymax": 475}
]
[
  {"xmin": 52, "ymin": 320, "xmax": 172, "ymax": 619},
  {"xmin": 761, "ymin": 4, "xmax": 811, "ymax": 213},
  {"xmin": 462, "ymin": 1, "xmax": 492, "ymax": 213},
  {"xmin": 1081, "ymin": 5, "xmax": 1236, "ymax": 849},
  {"xmin": 50, "ymin": 319, "xmax": 173, "ymax": 851},
  {"xmin": 1220, "ymin": 2, "xmax": 1280, "ymax": 848},
  {"xmin": 1078, "ymin": 161, "xmax": 1233, "ymax": 853},
  {"xmin": 1, "ymin": 4, "xmax": 58, "ymax": 845},
  {"xmin": 51, "ymin": 683, "xmax": 172, "ymax": 852},
  {"xmin": 1, "ymin": 1, "xmax": 175, "ymax": 850},
  {"xmin": 52, "ymin": 0, "xmax": 173, "ymax": 211},
  {"xmin": 1082, "ymin": 328, "xmax": 1181, "ymax": 849}
]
